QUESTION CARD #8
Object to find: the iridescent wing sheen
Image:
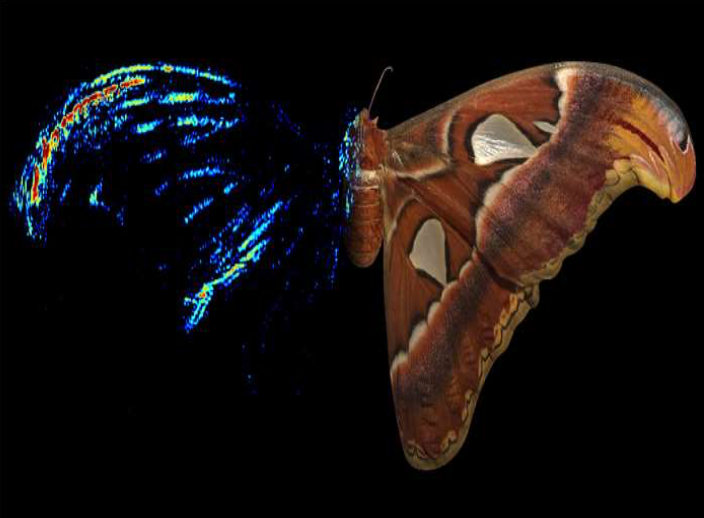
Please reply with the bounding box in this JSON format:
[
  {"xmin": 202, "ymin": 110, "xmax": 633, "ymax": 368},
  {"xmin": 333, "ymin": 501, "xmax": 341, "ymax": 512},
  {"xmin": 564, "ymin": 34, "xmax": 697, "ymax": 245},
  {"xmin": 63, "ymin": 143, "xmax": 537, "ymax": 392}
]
[{"xmin": 380, "ymin": 62, "xmax": 695, "ymax": 469}]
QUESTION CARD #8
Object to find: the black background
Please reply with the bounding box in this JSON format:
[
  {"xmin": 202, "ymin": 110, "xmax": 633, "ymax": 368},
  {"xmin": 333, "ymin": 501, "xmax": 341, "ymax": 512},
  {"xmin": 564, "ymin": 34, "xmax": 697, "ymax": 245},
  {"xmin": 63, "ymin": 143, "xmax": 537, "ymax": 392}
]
[{"xmin": 1, "ymin": 0, "xmax": 702, "ymax": 508}]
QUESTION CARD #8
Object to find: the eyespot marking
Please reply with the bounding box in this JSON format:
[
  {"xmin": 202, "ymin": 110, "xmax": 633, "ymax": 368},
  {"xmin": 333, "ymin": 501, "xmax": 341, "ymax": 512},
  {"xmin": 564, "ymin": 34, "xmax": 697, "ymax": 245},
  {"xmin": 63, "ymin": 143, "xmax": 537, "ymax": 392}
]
[
  {"xmin": 409, "ymin": 218, "xmax": 447, "ymax": 286},
  {"xmin": 471, "ymin": 114, "xmax": 537, "ymax": 166}
]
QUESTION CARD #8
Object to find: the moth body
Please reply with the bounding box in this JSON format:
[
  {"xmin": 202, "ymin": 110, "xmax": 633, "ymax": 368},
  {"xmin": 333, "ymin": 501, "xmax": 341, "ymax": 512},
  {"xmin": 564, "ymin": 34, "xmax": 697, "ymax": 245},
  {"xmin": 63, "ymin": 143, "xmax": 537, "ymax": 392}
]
[{"xmin": 342, "ymin": 109, "xmax": 388, "ymax": 267}]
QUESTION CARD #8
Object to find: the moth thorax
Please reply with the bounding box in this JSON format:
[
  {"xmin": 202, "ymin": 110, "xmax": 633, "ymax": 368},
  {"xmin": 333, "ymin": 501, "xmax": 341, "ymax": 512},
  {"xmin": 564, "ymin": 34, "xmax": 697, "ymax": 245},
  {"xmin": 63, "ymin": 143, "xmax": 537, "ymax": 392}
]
[{"xmin": 344, "ymin": 171, "xmax": 383, "ymax": 268}]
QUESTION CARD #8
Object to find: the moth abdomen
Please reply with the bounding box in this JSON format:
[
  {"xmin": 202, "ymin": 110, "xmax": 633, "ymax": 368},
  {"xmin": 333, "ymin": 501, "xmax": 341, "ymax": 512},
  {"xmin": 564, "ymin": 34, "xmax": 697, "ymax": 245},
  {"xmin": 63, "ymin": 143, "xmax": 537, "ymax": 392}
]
[
  {"xmin": 340, "ymin": 108, "xmax": 388, "ymax": 268},
  {"xmin": 344, "ymin": 182, "xmax": 383, "ymax": 267}
]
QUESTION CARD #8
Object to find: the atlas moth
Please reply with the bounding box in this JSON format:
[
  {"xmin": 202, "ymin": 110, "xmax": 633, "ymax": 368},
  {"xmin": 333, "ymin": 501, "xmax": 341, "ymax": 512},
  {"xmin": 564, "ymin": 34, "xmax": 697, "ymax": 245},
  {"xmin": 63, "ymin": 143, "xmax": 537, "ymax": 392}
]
[{"xmin": 341, "ymin": 62, "xmax": 696, "ymax": 470}]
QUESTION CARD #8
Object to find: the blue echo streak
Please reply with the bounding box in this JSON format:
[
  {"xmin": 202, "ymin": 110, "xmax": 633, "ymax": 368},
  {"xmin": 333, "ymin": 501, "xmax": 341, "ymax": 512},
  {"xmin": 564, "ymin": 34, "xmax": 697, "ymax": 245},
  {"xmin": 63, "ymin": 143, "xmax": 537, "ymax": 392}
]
[
  {"xmin": 182, "ymin": 199, "xmax": 288, "ymax": 333},
  {"xmin": 13, "ymin": 61, "xmax": 343, "ymax": 383},
  {"xmin": 135, "ymin": 119, "xmax": 163, "ymax": 134},
  {"xmin": 184, "ymin": 197, "xmax": 215, "ymax": 224},
  {"xmin": 181, "ymin": 166, "xmax": 226, "ymax": 181}
]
